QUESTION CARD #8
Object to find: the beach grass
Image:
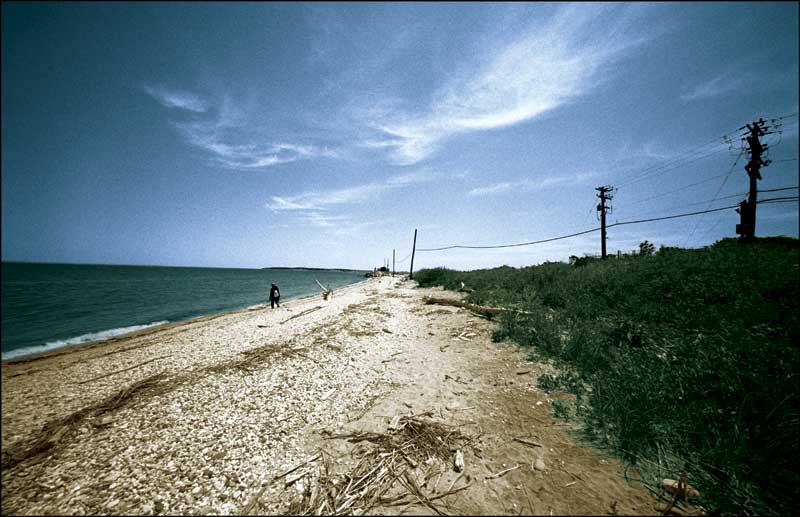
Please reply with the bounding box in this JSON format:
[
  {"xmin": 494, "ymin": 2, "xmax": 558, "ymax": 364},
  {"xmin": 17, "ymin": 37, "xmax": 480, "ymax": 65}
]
[{"xmin": 415, "ymin": 236, "xmax": 800, "ymax": 515}]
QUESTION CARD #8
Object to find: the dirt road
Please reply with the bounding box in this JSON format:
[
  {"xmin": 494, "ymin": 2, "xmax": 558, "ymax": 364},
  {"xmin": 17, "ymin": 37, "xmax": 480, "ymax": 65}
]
[{"xmin": 1, "ymin": 275, "xmax": 657, "ymax": 515}]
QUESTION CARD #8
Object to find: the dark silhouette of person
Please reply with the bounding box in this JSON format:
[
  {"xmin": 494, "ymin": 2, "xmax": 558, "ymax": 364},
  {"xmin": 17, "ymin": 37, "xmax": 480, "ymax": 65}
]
[{"xmin": 269, "ymin": 283, "xmax": 281, "ymax": 309}]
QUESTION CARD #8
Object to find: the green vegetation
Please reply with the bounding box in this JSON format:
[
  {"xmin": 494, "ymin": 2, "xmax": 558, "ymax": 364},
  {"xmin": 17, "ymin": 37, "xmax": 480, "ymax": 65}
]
[{"xmin": 415, "ymin": 237, "xmax": 799, "ymax": 515}]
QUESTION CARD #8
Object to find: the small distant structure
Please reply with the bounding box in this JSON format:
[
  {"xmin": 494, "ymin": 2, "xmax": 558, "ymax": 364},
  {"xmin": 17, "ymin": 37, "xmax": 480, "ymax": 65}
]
[{"xmin": 367, "ymin": 265, "xmax": 389, "ymax": 278}]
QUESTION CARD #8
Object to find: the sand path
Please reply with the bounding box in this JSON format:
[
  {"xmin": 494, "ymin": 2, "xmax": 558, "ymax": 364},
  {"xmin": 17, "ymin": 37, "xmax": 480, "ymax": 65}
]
[{"xmin": 1, "ymin": 276, "xmax": 657, "ymax": 515}]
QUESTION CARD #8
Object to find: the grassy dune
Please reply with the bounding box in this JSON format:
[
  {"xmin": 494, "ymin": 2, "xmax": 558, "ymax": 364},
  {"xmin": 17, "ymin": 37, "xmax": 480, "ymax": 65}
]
[{"xmin": 416, "ymin": 237, "xmax": 799, "ymax": 515}]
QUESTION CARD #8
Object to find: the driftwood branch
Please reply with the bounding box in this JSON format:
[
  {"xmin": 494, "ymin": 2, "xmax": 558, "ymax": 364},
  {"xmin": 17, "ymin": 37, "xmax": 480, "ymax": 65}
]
[
  {"xmin": 280, "ymin": 306, "xmax": 323, "ymax": 324},
  {"xmin": 75, "ymin": 355, "xmax": 172, "ymax": 385},
  {"xmin": 315, "ymin": 279, "xmax": 333, "ymax": 300},
  {"xmin": 485, "ymin": 464, "xmax": 520, "ymax": 479},
  {"xmin": 423, "ymin": 297, "xmax": 531, "ymax": 315},
  {"xmin": 513, "ymin": 437, "xmax": 543, "ymax": 448},
  {"xmin": 241, "ymin": 452, "xmax": 321, "ymax": 514}
]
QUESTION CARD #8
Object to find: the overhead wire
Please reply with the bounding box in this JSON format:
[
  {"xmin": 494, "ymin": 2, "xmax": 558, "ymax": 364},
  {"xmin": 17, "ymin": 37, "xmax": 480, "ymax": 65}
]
[
  {"xmin": 767, "ymin": 112, "xmax": 798, "ymax": 121},
  {"xmin": 690, "ymin": 117, "xmax": 795, "ymax": 245},
  {"xmin": 608, "ymin": 197, "xmax": 796, "ymax": 229},
  {"xmin": 416, "ymin": 227, "xmax": 602, "ymax": 251},
  {"xmin": 412, "ymin": 115, "xmax": 798, "ymax": 257},
  {"xmin": 613, "ymin": 115, "xmax": 796, "ymax": 192},
  {"xmin": 394, "ymin": 251, "xmax": 413, "ymax": 264},
  {"xmin": 415, "ymin": 197, "xmax": 796, "ymax": 253},
  {"xmin": 758, "ymin": 186, "xmax": 799, "ymax": 193},
  {"xmin": 683, "ymin": 149, "xmax": 745, "ymax": 247},
  {"xmin": 613, "ymin": 124, "xmax": 750, "ymax": 189},
  {"xmin": 754, "ymin": 195, "xmax": 799, "ymax": 204},
  {"xmin": 621, "ymin": 173, "xmax": 729, "ymax": 207},
  {"xmin": 615, "ymin": 145, "xmax": 732, "ymax": 189}
]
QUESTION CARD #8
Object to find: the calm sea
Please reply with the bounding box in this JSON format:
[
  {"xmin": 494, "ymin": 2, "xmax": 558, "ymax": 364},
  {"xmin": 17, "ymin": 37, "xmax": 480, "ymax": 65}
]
[{"xmin": 1, "ymin": 262, "xmax": 367, "ymax": 361}]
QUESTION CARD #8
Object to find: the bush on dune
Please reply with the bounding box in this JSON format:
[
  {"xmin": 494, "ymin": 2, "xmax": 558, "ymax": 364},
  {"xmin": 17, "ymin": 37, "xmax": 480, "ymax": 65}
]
[{"xmin": 416, "ymin": 237, "xmax": 799, "ymax": 515}]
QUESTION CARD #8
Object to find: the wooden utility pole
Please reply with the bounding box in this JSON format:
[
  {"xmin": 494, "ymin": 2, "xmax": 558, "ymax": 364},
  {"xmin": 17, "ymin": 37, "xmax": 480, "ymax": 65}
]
[
  {"xmin": 409, "ymin": 229, "xmax": 418, "ymax": 280},
  {"xmin": 596, "ymin": 186, "xmax": 614, "ymax": 259},
  {"xmin": 392, "ymin": 249, "xmax": 395, "ymax": 277},
  {"xmin": 736, "ymin": 118, "xmax": 770, "ymax": 242}
]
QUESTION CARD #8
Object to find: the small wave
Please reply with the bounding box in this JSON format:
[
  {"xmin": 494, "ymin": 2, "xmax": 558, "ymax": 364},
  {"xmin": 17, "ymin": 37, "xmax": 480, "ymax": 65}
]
[{"xmin": 1, "ymin": 321, "xmax": 169, "ymax": 361}]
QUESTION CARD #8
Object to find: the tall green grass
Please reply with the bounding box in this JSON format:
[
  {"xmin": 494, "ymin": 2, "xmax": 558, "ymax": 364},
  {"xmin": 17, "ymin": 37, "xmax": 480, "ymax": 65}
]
[{"xmin": 415, "ymin": 237, "xmax": 799, "ymax": 515}]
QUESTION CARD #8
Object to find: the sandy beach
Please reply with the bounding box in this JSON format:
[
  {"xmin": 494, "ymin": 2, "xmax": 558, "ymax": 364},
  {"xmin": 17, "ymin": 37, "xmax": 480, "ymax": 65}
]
[{"xmin": 1, "ymin": 276, "xmax": 657, "ymax": 515}]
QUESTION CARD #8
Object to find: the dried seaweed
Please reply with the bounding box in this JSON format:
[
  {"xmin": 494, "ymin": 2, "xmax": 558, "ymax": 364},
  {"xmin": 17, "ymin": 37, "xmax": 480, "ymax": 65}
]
[
  {"xmin": 2, "ymin": 373, "xmax": 169, "ymax": 470},
  {"xmin": 282, "ymin": 415, "xmax": 473, "ymax": 516}
]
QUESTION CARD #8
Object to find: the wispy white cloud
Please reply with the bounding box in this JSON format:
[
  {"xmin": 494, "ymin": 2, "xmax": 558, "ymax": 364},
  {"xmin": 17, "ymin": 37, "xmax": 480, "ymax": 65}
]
[
  {"xmin": 360, "ymin": 4, "xmax": 652, "ymax": 164},
  {"xmin": 680, "ymin": 73, "xmax": 743, "ymax": 102},
  {"xmin": 180, "ymin": 123, "xmax": 340, "ymax": 171},
  {"xmin": 330, "ymin": 219, "xmax": 384, "ymax": 237},
  {"xmin": 468, "ymin": 172, "xmax": 595, "ymax": 197},
  {"xmin": 267, "ymin": 169, "xmax": 435, "ymax": 211},
  {"xmin": 143, "ymin": 85, "xmax": 209, "ymax": 113},
  {"xmin": 176, "ymin": 116, "xmax": 340, "ymax": 171},
  {"xmin": 279, "ymin": 208, "xmax": 388, "ymax": 239},
  {"xmin": 468, "ymin": 182, "xmax": 516, "ymax": 197},
  {"xmin": 147, "ymin": 89, "xmax": 340, "ymax": 170},
  {"xmin": 297, "ymin": 212, "xmax": 353, "ymax": 228}
]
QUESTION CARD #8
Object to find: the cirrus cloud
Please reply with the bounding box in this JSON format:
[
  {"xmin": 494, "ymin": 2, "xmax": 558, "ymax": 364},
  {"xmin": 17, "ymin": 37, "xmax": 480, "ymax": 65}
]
[{"xmin": 361, "ymin": 3, "xmax": 653, "ymax": 165}]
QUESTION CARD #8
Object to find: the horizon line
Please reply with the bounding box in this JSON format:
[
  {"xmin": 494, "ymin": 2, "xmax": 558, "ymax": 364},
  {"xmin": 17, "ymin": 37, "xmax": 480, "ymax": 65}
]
[{"xmin": 0, "ymin": 259, "xmax": 368, "ymax": 271}]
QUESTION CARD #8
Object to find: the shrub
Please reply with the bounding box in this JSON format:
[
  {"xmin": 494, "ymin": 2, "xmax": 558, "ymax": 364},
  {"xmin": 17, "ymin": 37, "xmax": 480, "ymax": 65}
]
[{"xmin": 414, "ymin": 238, "xmax": 799, "ymax": 515}]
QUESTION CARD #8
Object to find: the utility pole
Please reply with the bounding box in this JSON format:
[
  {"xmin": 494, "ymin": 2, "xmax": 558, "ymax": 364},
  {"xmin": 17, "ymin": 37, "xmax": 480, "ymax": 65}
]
[
  {"xmin": 409, "ymin": 229, "xmax": 418, "ymax": 280},
  {"xmin": 736, "ymin": 118, "xmax": 771, "ymax": 242},
  {"xmin": 392, "ymin": 249, "xmax": 395, "ymax": 277},
  {"xmin": 596, "ymin": 186, "xmax": 614, "ymax": 259}
]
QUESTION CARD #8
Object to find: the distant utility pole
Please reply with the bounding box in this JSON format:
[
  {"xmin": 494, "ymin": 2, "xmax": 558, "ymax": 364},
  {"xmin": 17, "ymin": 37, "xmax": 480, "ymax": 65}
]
[
  {"xmin": 409, "ymin": 229, "xmax": 418, "ymax": 280},
  {"xmin": 596, "ymin": 186, "xmax": 614, "ymax": 259},
  {"xmin": 736, "ymin": 118, "xmax": 772, "ymax": 242},
  {"xmin": 392, "ymin": 249, "xmax": 395, "ymax": 277}
]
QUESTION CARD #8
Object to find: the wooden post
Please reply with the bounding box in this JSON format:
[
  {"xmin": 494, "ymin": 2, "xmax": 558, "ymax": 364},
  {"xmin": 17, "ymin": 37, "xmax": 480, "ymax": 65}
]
[
  {"xmin": 393, "ymin": 249, "xmax": 395, "ymax": 277},
  {"xmin": 409, "ymin": 229, "xmax": 417, "ymax": 280},
  {"xmin": 745, "ymin": 119, "xmax": 766, "ymax": 241},
  {"xmin": 596, "ymin": 186, "xmax": 614, "ymax": 259}
]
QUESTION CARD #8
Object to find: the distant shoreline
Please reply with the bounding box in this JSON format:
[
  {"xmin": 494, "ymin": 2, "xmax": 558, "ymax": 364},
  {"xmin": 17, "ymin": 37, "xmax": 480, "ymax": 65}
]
[
  {"xmin": 2, "ymin": 260, "xmax": 368, "ymax": 272},
  {"xmin": 263, "ymin": 266, "xmax": 366, "ymax": 272}
]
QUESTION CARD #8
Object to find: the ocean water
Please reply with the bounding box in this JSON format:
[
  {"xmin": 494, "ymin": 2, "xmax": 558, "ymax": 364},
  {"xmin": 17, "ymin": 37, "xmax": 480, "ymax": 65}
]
[{"xmin": 1, "ymin": 262, "xmax": 367, "ymax": 361}]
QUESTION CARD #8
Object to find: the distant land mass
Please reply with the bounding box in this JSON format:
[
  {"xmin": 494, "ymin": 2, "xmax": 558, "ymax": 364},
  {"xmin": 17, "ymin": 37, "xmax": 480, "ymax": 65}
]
[{"xmin": 263, "ymin": 266, "xmax": 367, "ymax": 272}]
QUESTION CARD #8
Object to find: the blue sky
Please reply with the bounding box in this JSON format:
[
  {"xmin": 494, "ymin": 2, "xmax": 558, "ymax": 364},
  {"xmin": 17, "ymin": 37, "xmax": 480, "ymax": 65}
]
[{"xmin": 2, "ymin": 2, "xmax": 797, "ymax": 270}]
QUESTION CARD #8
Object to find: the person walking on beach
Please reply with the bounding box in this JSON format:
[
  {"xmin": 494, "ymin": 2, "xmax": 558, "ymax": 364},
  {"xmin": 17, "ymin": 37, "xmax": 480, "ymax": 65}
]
[{"xmin": 269, "ymin": 283, "xmax": 281, "ymax": 309}]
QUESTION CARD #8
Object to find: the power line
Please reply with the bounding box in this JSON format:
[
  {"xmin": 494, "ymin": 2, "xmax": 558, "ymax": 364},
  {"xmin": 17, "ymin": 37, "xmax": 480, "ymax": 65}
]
[
  {"xmin": 621, "ymin": 161, "xmax": 795, "ymax": 209},
  {"xmin": 753, "ymin": 195, "xmax": 799, "ymax": 204},
  {"xmin": 395, "ymin": 251, "xmax": 413, "ymax": 264},
  {"xmin": 705, "ymin": 191, "xmax": 749, "ymax": 202},
  {"xmin": 614, "ymin": 116, "xmax": 796, "ymax": 192},
  {"xmin": 620, "ymin": 194, "xmax": 743, "ymax": 222},
  {"xmin": 613, "ymin": 123, "xmax": 751, "ymax": 189},
  {"xmin": 622, "ymin": 173, "xmax": 729, "ymax": 207},
  {"xmin": 706, "ymin": 197, "xmax": 798, "ymax": 239},
  {"xmin": 616, "ymin": 145, "xmax": 731, "ymax": 189},
  {"xmin": 416, "ymin": 197, "xmax": 797, "ymax": 253},
  {"xmin": 757, "ymin": 199, "xmax": 799, "ymax": 206},
  {"xmin": 683, "ymin": 149, "xmax": 745, "ymax": 246},
  {"xmin": 610, "ymin": 197, "xmax": 796, "ymax": 228},
  {"xmin": 611, "ymin": 204, "xmax": 739, "ymax": 227},
  {"xmin": 759, "ymin": 186, "xmax": 799, "ymax": 193},
  {"xmin": 767, "ymin": 112, "xmax": 798, "ymax": 121},
  {"xmin": 416, "ymin": 227, "xmax": 602, "ymax": 251}
]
